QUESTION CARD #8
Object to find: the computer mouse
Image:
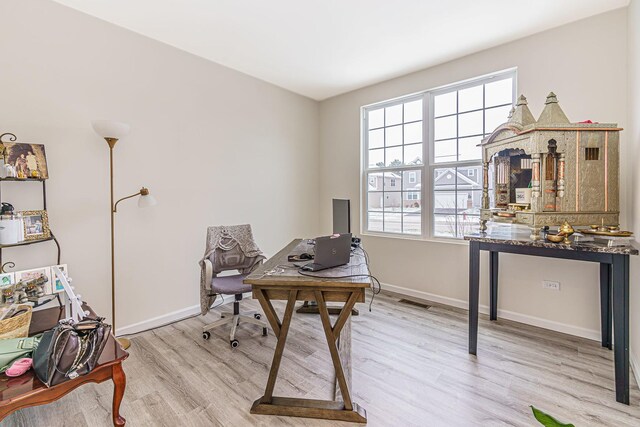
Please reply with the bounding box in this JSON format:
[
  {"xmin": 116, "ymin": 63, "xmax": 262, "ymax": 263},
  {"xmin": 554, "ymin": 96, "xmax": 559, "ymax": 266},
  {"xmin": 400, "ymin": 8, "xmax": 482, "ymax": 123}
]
[{"xmin": 300, "ymin": 253, "xmax": 313, "ymax": 260}]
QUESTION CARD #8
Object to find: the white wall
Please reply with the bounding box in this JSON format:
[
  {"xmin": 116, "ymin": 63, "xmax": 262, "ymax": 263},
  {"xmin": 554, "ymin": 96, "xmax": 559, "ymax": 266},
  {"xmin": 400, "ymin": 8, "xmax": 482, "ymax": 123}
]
[
  {"xmin": 628, "ymin": 0, "xmax": 640, "ymax": 374},
  {"xmin": 0, "ymin": 0, "xmax": 320, "ymax": 332},
  {"xmin": 319, "ymin": 9, "xmax": 629, "ymax": 339}
]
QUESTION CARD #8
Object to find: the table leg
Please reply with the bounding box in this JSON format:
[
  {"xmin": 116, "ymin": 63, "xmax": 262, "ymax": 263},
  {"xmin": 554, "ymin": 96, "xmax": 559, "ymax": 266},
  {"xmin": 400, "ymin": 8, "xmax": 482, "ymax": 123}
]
[
  {"xmin": 258, "ymin": 290, "xmax": 298, "ymax": 403},
  {"xmin": 612, "ymin": 254, "xmax": 630, "ymax": 404},
  {"xmin": 315, "ymin": 290, "xmax": 358, "ymax": 411},
  {"xmin": 469, "ymin": 241, "xmax": 480, "ymax": 355},
  {"xmin": 489, "ymin": 251, "xmax": 499, "ymax": 321},
  {"xmin": 112, "ymin": 362, "xmax": 127, "ymax": 426},
  {"xmin": 600, "ymin": 263, "xmax": 612, "ymax": 349}
]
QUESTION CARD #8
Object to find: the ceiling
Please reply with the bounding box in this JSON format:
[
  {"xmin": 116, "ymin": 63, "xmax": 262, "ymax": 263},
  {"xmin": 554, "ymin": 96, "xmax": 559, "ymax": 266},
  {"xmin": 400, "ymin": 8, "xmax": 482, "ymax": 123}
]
[{"xmin": 52, "ymin": 0, "xmax": 628, "ymax": 100}]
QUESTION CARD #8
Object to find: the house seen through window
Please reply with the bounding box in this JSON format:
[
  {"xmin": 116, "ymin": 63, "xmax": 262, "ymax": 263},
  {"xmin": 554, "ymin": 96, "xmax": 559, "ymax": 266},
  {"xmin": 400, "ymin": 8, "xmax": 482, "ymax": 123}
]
[{"xmin": 362, "ymin": 69, "xmax": 515, "ymax": 239}]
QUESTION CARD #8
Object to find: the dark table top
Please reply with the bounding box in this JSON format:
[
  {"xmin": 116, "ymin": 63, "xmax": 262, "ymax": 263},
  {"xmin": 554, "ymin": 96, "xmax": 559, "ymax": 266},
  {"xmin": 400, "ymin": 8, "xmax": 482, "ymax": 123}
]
[
  {"xmin": 0, "ymin": 305, "xmax": 127, "ymax": 405},
  {"xmin": 465, "ymin": 230, "xmax": 638, "ymax": 256}
]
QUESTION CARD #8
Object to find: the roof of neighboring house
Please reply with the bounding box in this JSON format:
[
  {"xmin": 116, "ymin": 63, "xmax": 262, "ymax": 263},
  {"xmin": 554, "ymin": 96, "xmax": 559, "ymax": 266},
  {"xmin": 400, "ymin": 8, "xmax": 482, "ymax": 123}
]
[{"xmin": 434, "ymin": 168, "xmax": 480, "ymax": 187}]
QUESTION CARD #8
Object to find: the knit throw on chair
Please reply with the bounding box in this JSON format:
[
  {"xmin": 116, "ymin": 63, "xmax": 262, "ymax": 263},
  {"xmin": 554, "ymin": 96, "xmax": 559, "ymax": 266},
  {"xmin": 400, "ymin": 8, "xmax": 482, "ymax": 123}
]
[{"xmin": 198, "ymin": 224, "xmax": 266, "ymax": 315}]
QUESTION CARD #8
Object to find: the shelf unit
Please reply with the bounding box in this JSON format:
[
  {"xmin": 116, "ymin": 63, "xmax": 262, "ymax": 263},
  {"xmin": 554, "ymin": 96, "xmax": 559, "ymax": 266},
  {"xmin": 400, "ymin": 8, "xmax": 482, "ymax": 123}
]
[
  {"xmin": 0, "ymin": 179, "xmax": 61, "ymax": 266},
  {"xmin": 0, "ymin": 132, "xmax": 62, "ymax": 308}
]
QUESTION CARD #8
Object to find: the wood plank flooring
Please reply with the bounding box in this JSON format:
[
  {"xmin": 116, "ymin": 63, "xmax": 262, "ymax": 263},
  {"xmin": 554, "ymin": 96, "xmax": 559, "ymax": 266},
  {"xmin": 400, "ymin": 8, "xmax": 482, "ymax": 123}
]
[{"xmin": 4, "ymin": 292, "xmax": 640, "ymax": 426}]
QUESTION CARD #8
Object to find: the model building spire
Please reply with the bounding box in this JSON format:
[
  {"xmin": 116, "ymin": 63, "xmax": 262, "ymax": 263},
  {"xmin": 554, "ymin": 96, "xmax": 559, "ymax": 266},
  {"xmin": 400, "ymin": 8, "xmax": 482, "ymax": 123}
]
[
  {"xmin": 508, "ymin": 95, "xmax": 536, "ymax": 126},
  {"xmin": 537, "ymin": 91, "xmax": 569, "ymax": 124}
]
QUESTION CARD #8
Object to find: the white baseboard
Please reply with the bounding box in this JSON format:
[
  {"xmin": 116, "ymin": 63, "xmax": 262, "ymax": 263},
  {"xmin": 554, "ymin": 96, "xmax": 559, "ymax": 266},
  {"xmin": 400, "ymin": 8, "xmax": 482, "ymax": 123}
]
[
  {"xmin": 382, "ymin": 282, "xmax": 601, "ymax": 342},
  {"xmin": 117, "ymin": 294, "xmax": 237, "ymax": 336}
]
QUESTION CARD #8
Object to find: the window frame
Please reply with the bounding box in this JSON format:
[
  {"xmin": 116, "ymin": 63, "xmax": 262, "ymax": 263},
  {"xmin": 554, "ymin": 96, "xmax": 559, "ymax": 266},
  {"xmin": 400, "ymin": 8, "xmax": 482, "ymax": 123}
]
[{"xmin": 361, "ymin": 68, "xmax": 517, "ymax": 241}]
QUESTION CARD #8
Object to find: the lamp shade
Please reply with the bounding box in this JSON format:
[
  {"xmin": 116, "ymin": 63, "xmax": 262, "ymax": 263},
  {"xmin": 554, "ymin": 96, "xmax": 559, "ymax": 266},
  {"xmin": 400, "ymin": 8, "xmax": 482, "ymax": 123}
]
[
  {"xmin": 138, "ymin": 194, "xmax": 157, "ymax": 208},
  {"xmin": 91, "ymin": 120, "xmax": 130, "ymax": 139}
]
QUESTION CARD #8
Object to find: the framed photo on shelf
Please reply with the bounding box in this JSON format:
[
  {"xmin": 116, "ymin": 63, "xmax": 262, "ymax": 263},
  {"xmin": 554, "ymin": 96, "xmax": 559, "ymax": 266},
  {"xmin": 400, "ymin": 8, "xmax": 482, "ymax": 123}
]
[
  {"xmin": 2, "ymin": 142, "xmax": 48, "ymax": 179},
  {"xmin": 51, "ymin": 264, "xmax": 68, "ymax": 293},
  {"xmin": 0, "ymin": 272, "xmax": 15, "ymax": 287},
  {"xmin": 15, "ymin": 267, "xmax": 53, "ymax": 295},
  {"xmin": 20, "ymin": 210, "xmax": 50, "ymax": 241}
]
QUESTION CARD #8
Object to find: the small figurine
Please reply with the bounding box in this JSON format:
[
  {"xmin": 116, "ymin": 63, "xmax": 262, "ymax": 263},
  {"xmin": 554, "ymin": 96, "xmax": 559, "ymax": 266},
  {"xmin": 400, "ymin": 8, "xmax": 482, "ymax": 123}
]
[
  {"xmin": 12, "ymin": 282, "xmax": 28, "ymax": 304},
  {"xmin": 25, "ymin": 282, "xmax": 44, "ymax": 298},
  {"xmin": 3, "ymin": 164, "xmax": 15, "ymax": 178},
  {"xmin": 23, "ymin": 275, "xmax": 47, "ymax": 299},
  {"xmin": 1, "ymin": 285, "xmax": 14, "ymax": 304},
  {"xmin": 0, "ymin": 202, "xmax": 14, "ymax": 216}
]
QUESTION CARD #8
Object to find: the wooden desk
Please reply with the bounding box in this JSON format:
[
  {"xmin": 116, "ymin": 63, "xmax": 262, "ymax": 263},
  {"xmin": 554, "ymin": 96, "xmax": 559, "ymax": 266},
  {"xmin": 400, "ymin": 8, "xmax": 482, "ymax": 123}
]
[
  {"xmin": 244, "ymin": 239, "xmax": 369, "ymax": 423},
  {"xmin": 465, "ymin": 232, "xmax": 638, "ymax": 404},
  {"xmin": 0, "ymin": 305, "xmax": 129, "ymax": 425}
]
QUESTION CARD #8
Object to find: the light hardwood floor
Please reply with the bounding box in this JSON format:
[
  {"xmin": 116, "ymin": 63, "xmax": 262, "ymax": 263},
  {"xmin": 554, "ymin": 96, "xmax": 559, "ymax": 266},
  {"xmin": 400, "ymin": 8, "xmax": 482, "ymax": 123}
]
[{"xmin": 5, "ymin": 292, "xmax": 640, "ymax": 426}]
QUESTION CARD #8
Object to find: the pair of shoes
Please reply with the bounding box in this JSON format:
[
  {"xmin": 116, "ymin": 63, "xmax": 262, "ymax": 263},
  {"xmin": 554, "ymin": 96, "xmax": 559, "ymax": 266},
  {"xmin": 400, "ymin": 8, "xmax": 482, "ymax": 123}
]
[{"xmin": 6, "ymin": 358, "xmax": 32, "ymax": 377}]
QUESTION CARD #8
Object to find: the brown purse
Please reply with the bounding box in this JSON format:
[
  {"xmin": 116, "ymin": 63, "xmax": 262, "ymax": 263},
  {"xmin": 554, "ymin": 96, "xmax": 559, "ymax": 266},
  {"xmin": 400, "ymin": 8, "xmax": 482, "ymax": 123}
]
[{"xmin": 33, "ymin": 317, "xmax": 111, "ymax": 387}]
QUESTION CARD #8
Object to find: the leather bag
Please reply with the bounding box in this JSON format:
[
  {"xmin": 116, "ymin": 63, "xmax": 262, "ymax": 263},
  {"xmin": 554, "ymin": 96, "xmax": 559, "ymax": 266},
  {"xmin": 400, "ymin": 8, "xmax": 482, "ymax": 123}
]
[
  {"xmin": 33, "ymin": 317, "xmax": 111, "ymax": 387},
  {"xmin": 0, "ymin": 335, "xmax": 41, "ymax": 373}
]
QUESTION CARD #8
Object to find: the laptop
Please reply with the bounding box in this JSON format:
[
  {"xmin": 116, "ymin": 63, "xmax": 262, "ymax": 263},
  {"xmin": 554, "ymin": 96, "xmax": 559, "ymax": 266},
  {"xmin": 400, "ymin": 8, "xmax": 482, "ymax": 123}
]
[{"xmin": 301, "ymin": 233, "xmax": 352, "ymax": 272}]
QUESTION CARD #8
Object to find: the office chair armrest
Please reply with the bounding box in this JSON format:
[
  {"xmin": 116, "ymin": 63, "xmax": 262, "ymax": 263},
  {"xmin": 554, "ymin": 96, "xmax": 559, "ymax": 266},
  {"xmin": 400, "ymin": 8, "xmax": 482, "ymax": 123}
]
[{"xmin": 203, "ymin": 258, "xmax": 214, "ymax": 288}]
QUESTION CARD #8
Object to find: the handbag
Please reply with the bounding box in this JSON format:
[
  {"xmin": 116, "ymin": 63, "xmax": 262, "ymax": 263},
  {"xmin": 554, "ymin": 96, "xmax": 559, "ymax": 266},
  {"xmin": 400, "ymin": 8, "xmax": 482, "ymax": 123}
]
[
  {"xmin": 33, "ymin": 317, "xmax": 111, "ymax": 387},
  {"xmin": 0, "ymin": 335, "xmax": 41, "ymax": 373}
]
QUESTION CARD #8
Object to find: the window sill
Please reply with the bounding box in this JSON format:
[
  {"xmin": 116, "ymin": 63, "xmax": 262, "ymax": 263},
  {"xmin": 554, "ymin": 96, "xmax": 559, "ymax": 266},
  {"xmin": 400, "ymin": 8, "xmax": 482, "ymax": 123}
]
[{"xmin": 359, "ymin": 231, "xmax": 469, "ymax": 246}]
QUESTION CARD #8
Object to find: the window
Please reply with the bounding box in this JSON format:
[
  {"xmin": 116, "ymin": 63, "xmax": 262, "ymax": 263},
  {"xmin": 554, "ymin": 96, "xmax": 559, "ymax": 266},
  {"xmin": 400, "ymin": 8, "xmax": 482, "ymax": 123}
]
[
  {"xmin": 363, "ymin": 69, "xmax": 515, "ymax": 239},
  {"xmin": 585, "ymin": 147, "xmax": 599, "ymax": 161}
]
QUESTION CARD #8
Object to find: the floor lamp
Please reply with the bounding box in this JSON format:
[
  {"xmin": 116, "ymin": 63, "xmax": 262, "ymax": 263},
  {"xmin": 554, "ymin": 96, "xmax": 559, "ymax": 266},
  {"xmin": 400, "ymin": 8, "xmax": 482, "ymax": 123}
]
[{"xmin": 92, "ymin": 120, "xmax": 157, "ymax": 350}]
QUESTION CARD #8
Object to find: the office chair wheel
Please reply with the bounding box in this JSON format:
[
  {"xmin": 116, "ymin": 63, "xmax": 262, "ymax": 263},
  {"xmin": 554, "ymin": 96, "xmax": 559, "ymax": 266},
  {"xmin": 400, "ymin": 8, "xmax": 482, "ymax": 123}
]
[
  {"xmin": 230, "ymin": 339, "xmax": 239, "ymax": 348},
  {"xmin": 262, "ymin": 327, "xmax": 268, "ymax": 336},
  {"xmin": 254, "ymin": 313, "xmax": 262, "ymax": 320},
  {"xmin": 202, "ymin": 331, "xmax": 211, "ymax": 340},
  {"xmin": 221, "ymin": 314, "xmax": 226, "ymax": 318}
]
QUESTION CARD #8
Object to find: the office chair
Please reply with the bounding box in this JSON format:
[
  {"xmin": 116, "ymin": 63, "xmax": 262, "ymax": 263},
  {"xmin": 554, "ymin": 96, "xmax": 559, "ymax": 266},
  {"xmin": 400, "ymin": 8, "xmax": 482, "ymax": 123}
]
[{"xmin": 200, "ymin": 225, "xmax": 268, "ymax": 348}]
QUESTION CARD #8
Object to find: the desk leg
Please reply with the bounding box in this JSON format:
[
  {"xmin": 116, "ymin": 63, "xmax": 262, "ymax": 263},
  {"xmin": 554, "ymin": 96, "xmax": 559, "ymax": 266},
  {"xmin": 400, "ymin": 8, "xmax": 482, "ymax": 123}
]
[
  {"xmin": 600, "ymin": 263, "xmax": 612, "ymax": 349},
  {"xmin": 315, "ymin": 290, "xmax": 358, "ymax": 412},
  {"xmin": 257, "ymin": 290, "xmax": 298, "ymax": 403},
  {"xmin": 112, "ymin": 362, "xmax": 127, "ymax": 426},
  {"xmin": 612, "ymin": 254, "xmax": 630, "ymax": 404},
  {"xmin": 489, "ymin": 251, "xmax": 498, "ymax": 321},
  {"xmin": 469, "ymin": 241, "xmax": 480, "ymax": 355}
]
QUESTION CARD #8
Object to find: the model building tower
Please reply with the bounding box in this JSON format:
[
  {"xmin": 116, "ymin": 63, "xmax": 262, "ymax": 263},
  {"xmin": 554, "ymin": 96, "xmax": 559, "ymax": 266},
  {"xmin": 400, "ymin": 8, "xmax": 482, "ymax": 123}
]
[{"xmin": 479, "ymin": 92, "xmax": 621, "ymax": 239}]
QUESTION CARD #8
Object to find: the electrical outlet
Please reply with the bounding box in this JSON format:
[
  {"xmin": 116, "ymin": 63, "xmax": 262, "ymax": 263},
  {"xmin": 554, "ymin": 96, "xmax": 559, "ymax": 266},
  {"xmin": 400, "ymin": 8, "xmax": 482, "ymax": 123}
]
[{"xmin": 542, "ymin": 280, "xmax": 560, "ymax": 291}]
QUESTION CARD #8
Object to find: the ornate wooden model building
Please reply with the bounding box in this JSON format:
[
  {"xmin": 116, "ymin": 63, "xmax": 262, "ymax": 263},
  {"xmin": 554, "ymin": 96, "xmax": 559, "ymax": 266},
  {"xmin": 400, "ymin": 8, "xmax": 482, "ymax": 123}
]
[{"xmin": 479, "ymin": 92, "xmax": 622, "ymax": 239}]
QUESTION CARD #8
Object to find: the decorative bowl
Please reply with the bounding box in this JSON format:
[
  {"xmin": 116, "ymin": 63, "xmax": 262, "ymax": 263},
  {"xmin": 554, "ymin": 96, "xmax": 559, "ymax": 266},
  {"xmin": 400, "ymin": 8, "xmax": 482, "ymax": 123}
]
[{"xmin": 546, "ymin": 234, "xmax": 565, "ymax": 243}]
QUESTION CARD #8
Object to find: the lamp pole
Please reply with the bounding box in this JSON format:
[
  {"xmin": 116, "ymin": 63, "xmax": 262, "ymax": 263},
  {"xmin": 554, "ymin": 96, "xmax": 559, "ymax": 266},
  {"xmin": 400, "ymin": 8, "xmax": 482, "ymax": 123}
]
[
  {"xmin": 92, "ymin": 120, "xmax": 156, "ymax": 351},
  {"xmin": 106, "ymin": 137, "xmax": 130, "ymax": 349}
]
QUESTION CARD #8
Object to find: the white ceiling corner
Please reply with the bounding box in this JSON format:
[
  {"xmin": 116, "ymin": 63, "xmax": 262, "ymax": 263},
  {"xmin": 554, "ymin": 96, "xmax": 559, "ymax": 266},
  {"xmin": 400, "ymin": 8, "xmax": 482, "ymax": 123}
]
[{"xmin": 51, "ymin": 0, "xmax": 628, "ymax": 100}]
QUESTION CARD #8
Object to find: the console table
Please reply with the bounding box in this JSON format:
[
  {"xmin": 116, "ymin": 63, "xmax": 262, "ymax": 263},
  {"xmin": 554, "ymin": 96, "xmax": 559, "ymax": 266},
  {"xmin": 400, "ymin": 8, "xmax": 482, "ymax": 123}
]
[
  {"xmin": 0, "ymin": 305, "xmax": 128, "ymax": 425},
  {"xmin": 465, "ymin": 231, "xmax": 637, "ymax": 404}
]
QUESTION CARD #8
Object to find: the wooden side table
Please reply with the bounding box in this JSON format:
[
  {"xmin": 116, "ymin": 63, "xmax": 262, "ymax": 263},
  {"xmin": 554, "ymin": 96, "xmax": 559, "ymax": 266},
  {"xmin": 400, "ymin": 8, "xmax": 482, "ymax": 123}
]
[{"xmin": 0, "ymin": 305, "xmax": 129, "ymax": 425}]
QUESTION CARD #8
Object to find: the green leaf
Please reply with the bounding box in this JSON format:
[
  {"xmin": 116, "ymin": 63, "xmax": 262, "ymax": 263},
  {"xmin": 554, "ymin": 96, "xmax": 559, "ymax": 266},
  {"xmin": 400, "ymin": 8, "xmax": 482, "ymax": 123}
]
[{"xmin": 530, "ymin": 406, "xmax": 574, "ymax": 427}]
